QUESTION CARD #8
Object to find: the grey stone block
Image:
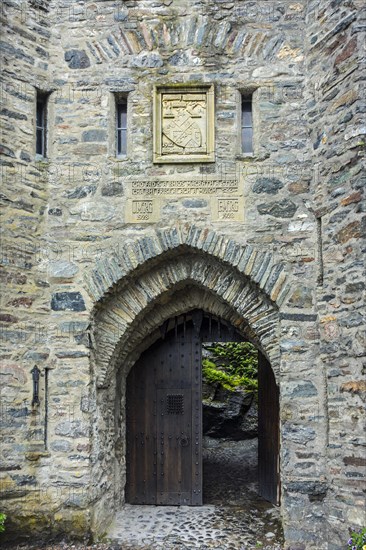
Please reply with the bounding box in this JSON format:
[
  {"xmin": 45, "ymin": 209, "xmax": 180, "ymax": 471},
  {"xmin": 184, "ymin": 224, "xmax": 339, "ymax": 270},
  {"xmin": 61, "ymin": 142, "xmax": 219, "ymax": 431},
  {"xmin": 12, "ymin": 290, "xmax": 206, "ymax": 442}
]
[
  {"xmin": 64, "ymin": 49, "xmax": 90, "ymax": 69},
  {"xmin": 51, "ymin": 292, "xmax": 86, "ymax": 311}
]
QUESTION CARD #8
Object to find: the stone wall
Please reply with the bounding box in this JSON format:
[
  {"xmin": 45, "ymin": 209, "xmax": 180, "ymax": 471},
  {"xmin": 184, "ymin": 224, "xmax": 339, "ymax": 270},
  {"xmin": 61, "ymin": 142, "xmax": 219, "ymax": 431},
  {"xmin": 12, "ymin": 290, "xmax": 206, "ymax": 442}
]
[
  {"xmin": 305, "ymin": 0, "xmax": 366, "ymax": 545},
  {"xmin": 0, "ymin": 0, "xmax": 364, "ymax": 548},
  {"xmin": 0, "ymin": 0, "xmax": 59, "ymax": 537}
]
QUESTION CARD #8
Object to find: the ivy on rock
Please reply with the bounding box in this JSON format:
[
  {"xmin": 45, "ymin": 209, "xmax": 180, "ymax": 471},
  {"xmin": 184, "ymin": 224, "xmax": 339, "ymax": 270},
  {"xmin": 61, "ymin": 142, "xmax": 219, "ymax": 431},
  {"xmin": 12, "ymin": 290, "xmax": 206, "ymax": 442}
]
[{"xmin": 202, "ymin": 342, "xmax": 258, "ymax": 394}]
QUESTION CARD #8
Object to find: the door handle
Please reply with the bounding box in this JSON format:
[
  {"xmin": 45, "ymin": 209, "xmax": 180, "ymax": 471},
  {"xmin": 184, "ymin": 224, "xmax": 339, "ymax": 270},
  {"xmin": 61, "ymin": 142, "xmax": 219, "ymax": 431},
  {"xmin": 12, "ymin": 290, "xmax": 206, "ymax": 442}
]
[{"xmin": 180, "ymin": 435, "xmax": 189, "ymax": 447}]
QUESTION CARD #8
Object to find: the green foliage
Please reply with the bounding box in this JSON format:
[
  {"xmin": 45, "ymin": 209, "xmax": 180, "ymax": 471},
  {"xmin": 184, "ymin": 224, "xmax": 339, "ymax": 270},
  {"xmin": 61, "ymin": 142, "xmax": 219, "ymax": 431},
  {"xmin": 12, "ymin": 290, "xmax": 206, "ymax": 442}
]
[
  {"xmin": 203, "ymin": 341, "xmax": 258, "ymax": 393},
  {"xmin": 204, "ymin": 342, "xmax": 258, "ymax": 377},
  {"xmin": 0, "ymin": 513, "xmax": 6, "ymax": 533},
  {"xmin": 347, "ymin": 527, "xmax": 366, "ymax": 549}
]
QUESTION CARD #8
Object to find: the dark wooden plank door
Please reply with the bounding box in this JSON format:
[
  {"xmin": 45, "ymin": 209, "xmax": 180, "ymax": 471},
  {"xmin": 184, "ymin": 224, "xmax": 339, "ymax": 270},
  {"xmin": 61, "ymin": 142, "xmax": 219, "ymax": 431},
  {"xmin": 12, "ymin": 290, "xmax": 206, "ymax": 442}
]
[
  {"xmin": 258, "ymin": 352, "xmax": 280, "ymax": 505},
  {"xmin": 126, "ymin": 321, "xmax": 202, "ymax": 505}
]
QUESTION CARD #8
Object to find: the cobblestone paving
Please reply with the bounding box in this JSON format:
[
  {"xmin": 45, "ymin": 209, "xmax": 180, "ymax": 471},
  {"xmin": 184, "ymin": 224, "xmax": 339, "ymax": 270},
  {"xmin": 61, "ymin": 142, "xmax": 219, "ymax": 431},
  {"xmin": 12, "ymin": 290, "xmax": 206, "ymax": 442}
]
[{"xmin": 107, "ymin": 438, "xmax": 284, "ymax": 549}]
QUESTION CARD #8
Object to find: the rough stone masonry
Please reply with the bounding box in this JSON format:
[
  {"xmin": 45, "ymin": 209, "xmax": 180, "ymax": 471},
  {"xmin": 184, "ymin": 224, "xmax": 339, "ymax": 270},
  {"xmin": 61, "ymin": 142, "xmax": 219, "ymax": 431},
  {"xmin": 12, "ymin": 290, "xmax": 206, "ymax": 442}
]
[{"xmin": 0, "ymin": 0, "xmax": 365, "ymax": 548}]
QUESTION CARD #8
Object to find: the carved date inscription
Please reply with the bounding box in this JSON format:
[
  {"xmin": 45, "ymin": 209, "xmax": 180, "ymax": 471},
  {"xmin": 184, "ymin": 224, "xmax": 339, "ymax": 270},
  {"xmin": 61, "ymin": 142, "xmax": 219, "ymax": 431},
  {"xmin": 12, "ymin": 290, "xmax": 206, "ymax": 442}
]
[
  {"xmin": 125, "ymin": 199, "xmax": 160, "ymax": 223},
  {"xmin": 212, "ymin": 197, "xmax": 244, "ymax": 221},
  {"xmin": 124, "ymin": 176, "xmax": 243, "ymax": 223}
]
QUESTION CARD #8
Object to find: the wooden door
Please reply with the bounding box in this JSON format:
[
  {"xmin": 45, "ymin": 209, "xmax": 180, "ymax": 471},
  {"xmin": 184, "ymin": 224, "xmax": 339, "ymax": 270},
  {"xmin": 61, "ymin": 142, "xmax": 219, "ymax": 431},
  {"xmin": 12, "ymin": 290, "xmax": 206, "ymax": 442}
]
[
  {"xmin": 126, "ymin": 321, "xmax": 202, "ymax": 505},
  {"xmin": 258, "ymin": 352, "xmax": 280, "ymax": 505}
]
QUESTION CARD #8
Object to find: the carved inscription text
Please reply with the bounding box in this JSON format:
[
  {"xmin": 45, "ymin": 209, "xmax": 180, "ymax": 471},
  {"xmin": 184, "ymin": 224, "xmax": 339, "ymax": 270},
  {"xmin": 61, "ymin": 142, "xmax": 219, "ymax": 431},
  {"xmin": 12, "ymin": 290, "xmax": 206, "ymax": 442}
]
[
  {"xmin": 131, "ymin": 178, "xmax": 239, "ymax": 196},
  {"xmin": 124, "ymin": 176, "xmax": 244, "ymax": 223},
  {"xmin": 212, "ymin": 197, "xmax": 244, "ymax": 221},
  {"xmin": 125, "ymin": 199, "xmax": 160, "ymax": 223}
]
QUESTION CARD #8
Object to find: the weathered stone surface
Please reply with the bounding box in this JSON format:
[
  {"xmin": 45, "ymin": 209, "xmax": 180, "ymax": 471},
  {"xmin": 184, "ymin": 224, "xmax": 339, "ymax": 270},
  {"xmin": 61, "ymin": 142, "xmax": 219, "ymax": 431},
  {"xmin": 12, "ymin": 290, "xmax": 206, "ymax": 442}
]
[
  {"xmin": 0, "ymin": 144, "xmax": 15, "ymax": 157},
  {"xmin": 101, "ymin": 183, "xmax": 124, "ymax": 197},
  {"xmin": 48, "ymin": 260, "xmax": 79, "ymax": 279},
  {"xmin": 6, "ymin": 297, "xmax": 33, "ymax": 308},
  {"xmin": 257, "ymin": 199, "xmax": 298, "ymax": 218},
  {"xmin": 55, "ymin": 421, "xmax": 89, "ymax": 438},
  {"xmin": 82, "ymin": 130, "xmax": 107, "ymax": 143},
  {"xmin": 24, "ymin": 350, "xmax": 49, "ymax": 361},
  {"xmin": 341, "ymin": 191, "xmax": 362, "ymax": 206},
  {"xmin": 55, "ymin": 350, "xmax": 89, "ymax": 358},
  {"xmin": 288, "ymin": 286, "xmax": 313, "ymax": 308},
  {"xmin": 283, "ymin": 424, "xmax": 316, "ymax": 444},
  {"xmin": 50, "ymin": 440, "xmax": 73, "ymax": 452},
  {"xmin": 65, "ymin": 184, "xmax": 96, "ymax": 199},
  {"xmin": 51, "ymin": 292, "xmax": 86, "ymax": 311},
  {"xmin": 203, "ymin": 385, "xmax": 257, "ymax": 440},
  {"xmin": 0, "ymin": 108, "xmax": 27, "ymax": 120},
  {"xmin": 130, "ymin": 52, "xmax": 163, "ymax": 68},
  {"xmin": 11, "ymin": 474, "xmax": 37, "ymax": 486},
  {"xmin": 64, "ymin": 49, "xmax": 90, "ymax": 69},
  {"xmin": 0, "ymin": 313, "xmax": 18, "ymax": 323},
  {"xmin": 253, "ymin": 177, "xmax": 284, "ymax": 195},
  {"xmin": 340, "ymin": 380, "xmax": 366, "ymax": 395},
  {"xmin": 182, "ymin": 199, "xmax": 208, "ymax": 208},
  {"xmin": 70, "ymin": 202, "xmax": 114, "ymax": 221},
  {"xmin": 48, "ymin": 207, "xmax": 62, "ymax": 216},
  {"xmin": 290, "ymin": 382, "xmax": 318, "ymax": 398},
  {"xmin": 343, "ymin": 456, "xmax": 366, "ymax": 467},
  {"xmin": 285, "ymin": 481, "xmax": 327, "ymax": 497},
  {"xmin": 288, "ymin": 181, "xmax": 309, "ymax": 194},
  {"xmin": 7, "ymin": 407, "xmax": 29, "ymax": 417},
  {"xmin": 20, "ymin": 151, "xmax": 31, "ymax": 162},
  {"xmin": 335, "ymin": 221, "xmax": 362, "ymax": 243},
  {"xmin": 1, "ymin": 0, "xmax": 363, "ymax": 547}
]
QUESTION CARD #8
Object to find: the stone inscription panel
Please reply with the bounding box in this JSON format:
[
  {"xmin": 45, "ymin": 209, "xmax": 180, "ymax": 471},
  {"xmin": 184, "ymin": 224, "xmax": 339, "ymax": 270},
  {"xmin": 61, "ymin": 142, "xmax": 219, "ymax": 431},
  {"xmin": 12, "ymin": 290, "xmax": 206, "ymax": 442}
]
[
  {"xmin": 211, "ymin": 197, "xmax": 244, "ymax": 222},
  {"xmin": 125, "ymin": 176, "xmax": 244, "ymax": 223},
  {"xmin": 125, "ymin": 198, "xmax": 161, "ymax": 223},
  {"xmin": 131, "ymin": 178, "xmax": 239, "ymax": 196},
  {"xmin": 153, "ymin": 86, "xmax": 215, "ymax": 163}
]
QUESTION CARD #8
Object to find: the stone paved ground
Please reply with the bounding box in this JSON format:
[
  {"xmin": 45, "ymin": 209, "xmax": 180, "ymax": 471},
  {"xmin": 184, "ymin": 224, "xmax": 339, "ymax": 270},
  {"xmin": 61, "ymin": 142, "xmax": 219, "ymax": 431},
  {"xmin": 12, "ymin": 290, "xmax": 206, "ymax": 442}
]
[
  {"xmin": 106, "ymin": 438, "xmax": 284, "ymax": 549},
  {"xmin": 6, "ymin": 439, "xmax": 284, "ymax": 550}
]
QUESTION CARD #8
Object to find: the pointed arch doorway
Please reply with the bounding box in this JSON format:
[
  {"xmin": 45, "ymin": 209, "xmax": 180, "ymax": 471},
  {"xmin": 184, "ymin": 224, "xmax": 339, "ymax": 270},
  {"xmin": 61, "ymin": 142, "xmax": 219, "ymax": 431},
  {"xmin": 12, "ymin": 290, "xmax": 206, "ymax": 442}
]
[{"xmin": 126, "ymin": 310, "xmax": 280, "ymax": 507}]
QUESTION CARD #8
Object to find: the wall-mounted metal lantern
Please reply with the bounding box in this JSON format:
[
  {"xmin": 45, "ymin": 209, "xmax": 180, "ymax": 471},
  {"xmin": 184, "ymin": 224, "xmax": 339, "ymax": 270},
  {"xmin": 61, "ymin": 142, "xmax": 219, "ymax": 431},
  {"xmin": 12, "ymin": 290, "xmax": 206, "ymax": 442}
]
[{"xmin": 31, "ymin": 365, "xmax": 41, "ymax": 406}]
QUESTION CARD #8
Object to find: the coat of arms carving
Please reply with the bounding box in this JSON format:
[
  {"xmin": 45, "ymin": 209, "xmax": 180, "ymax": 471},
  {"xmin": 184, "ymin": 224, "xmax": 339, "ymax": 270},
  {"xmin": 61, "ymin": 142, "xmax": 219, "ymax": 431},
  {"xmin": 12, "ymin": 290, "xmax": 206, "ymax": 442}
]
[{"xmin": 153, "ymin": 85, "xmax": 215, "ymax": 163}]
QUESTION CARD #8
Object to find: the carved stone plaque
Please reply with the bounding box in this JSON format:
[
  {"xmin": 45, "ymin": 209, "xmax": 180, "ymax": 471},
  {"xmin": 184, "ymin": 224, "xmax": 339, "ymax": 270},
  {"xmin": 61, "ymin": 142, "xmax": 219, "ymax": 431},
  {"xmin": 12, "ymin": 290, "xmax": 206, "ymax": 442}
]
[
  {"xmin": 129, "ymin": 176, "xmax": 239, "ymax": 197},
  {"xmin": 211, "ymin": 196, "xmax": 244, "ymax": 222},
  {"xmin": 153, "ymin": 85, "xmax": 215, "ymax": 163},
  {"xmin": 125, "ymin": 198, "xmax": 161, "ymax": 223},
  {"xmin": 124, "ymin": 176, "xmax": 244, "ymax": 223}
]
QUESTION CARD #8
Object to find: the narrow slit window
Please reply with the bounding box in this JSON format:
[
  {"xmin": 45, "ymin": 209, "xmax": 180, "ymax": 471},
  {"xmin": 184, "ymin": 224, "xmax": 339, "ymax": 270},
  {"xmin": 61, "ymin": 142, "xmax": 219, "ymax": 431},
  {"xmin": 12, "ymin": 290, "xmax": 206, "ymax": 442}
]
[
  {"xmin": 116, "ymin": 97, "xmax": 127, "ymax": 156},
  {"xmin": 241, "ymin": 96, "xmax": 253, "ymax": 154},
  {"xmin": 36, "ymin": 92, "xmax": 48, "ymax": 157}
]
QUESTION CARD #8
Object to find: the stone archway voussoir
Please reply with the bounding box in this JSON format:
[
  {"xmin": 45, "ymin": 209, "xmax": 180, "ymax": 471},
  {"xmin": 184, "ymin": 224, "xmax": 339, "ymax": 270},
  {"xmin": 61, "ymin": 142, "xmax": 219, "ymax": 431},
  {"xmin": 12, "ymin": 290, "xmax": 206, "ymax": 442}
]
[{"xmin": 93, "ymin": 250, "xmax": 281, "ymax": 387}]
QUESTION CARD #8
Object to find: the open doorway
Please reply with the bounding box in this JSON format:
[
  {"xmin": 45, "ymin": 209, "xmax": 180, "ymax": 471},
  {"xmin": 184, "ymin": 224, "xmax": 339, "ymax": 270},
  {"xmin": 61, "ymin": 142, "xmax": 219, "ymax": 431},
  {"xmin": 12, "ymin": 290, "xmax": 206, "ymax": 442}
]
[
  {"xmin": 202, "ymin": 339, "xmax": 280, "ymax": 509},
  {"xmin": 201, "ymin": 338, "xmax": 259, "ymax": 506},
  {"xmin": 125, "ymin": 310, "xmax": 279, "ymax": 507}
]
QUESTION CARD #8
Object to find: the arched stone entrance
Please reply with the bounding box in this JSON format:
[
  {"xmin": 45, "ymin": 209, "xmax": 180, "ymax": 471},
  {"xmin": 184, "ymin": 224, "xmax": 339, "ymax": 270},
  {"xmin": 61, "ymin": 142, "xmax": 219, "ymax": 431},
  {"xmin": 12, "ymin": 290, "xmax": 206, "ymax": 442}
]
[
  {"xmin": 125, "ymin": 310, "xmax": 280, "ymax": 508},
  {"xmin": 87, "ymin": 225, "xmax": 290, "ymax": 534}
]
